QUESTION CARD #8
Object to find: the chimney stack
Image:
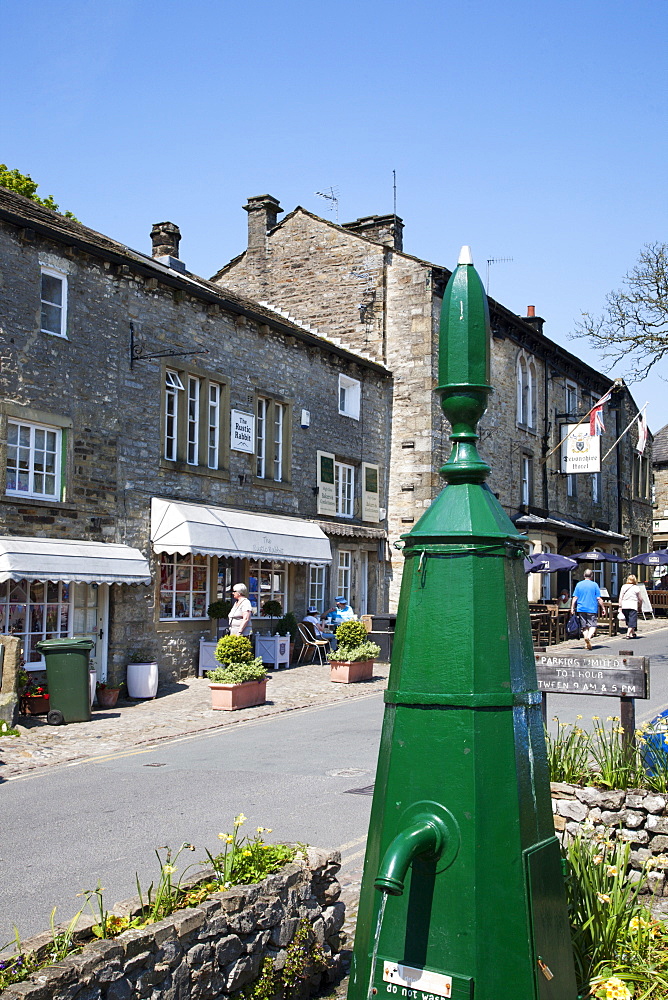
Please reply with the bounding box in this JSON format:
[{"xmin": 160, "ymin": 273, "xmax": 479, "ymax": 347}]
[
  {"xmin": 342, "ymin": 213, "xmax": 404, "ymax": 252},
  {"xmin": 151, "ymin": 222, "xmax": 181, "ymax": 260},
  {"xmin": 523, "ymin": 304, "xmax": 545, "ymax": 335},
  {"xmin": 244, "ymin": 195, "xmax": 282, "ymax": 252}
]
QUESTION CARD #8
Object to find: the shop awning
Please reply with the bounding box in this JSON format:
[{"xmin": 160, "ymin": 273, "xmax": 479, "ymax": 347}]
[
  {"xmin": 150, "ymin": 498, "xmax": 332, "ymax": 565},
  {"xmin": 0, "ymin": 536, "xmax": 152, "ymax": 585}
]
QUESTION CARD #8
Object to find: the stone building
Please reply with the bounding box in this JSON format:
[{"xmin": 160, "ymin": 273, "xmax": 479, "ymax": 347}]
[
  {"xmin": 215, "ymin": 195, "xmax": 653, "ymax": 603},
  {"xmin": 0, "ymin": 187, "xmax": 392, "ymax": 685},
  {"xmin": 652, "ymin": 423, "xmax": 668, "ymax": 549}
]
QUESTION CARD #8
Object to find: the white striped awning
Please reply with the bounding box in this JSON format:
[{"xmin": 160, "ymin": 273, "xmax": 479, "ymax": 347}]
[
  {"xmin": 150, "ymin": 498, "xmax": 332, "ymax": 565},
  {"xmin": 0, "ymin": 536, "xmax": 152, "ymax": 585}
]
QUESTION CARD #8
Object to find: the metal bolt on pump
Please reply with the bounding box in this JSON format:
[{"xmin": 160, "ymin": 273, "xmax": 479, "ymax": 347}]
[{"xmin": 347, "ymin": 248, "xmax": 577, "ymax": 999}]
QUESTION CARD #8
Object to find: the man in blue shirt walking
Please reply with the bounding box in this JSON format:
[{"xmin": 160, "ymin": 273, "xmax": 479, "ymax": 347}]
[{"xmin": 570, "ymin": 569, "xmax": 605, "ymax": 650}]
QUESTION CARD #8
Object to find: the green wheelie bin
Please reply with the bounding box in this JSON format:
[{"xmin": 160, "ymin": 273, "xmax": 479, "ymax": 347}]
[{"xmin": 35, "ymin": 637, "xmax": 94, "ymax": 725}]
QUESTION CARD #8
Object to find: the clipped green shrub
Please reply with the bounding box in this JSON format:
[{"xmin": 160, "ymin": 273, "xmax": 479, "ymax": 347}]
[
  {"xmin": 207, "ymin": 659, "xmax": 266, "ymax": 685},
  {"xmin": 334, "ymin": 619, "xmax": 368, "ymax": 649},
  {"xmin": 261, "ymin": 600, "xmax": 283, "ymax": 619},
  {"xmin": 215, "ymin": 634, "xmax": 253, "ymax": 665},
  {"xmin": 276, "ymin": 612, "xmax": 298, "ymax": 639},
  {"xmin": 207, "ymin": 599, "xmax": 233, "ymax": 620}
]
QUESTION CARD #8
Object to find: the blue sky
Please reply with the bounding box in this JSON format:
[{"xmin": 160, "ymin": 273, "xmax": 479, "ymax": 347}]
[{"xmin": 4, "ymin": 0, "xmax": 667, "ymax": 429}]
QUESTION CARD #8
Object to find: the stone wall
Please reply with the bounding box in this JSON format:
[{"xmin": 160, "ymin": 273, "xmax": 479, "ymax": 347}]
[
  {"xmin": 0, "ymin": 848, "xmax": 345, "ymax": 1000},
  {"xmin": 552, "ymin": 782, "xmax": 668, "ymax": 894},
  {"xmin": 0, "ymin": 635, "xmax": 20, "ymax": 725}
]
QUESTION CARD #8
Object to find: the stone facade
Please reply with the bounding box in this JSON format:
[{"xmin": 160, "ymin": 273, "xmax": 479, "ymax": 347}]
[
  {"xmin": 216, "ymin": 197, "xmax": 653, "ymax": 606},
  {"xmin": 0, "ymin": 187, "xmax": 392, "ymax": 686},
  {"xmin": 652, "ymin": 423, "xmax": 668, "ymax": 549},
  {"xmin": 0, "ymin": 848, "xmax": 345, "ymax": 1000}
]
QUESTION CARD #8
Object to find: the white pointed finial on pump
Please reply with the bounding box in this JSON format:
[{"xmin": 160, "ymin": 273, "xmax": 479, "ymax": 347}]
[{"xmin": 458, "ymin": 245, "xmax": 473, "ymax": 265}]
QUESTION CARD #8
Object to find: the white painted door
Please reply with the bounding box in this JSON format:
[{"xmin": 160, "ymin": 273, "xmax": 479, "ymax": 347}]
[{"xmin": 72, "ymin": 583, "xmax": 109, "ymax": 682}]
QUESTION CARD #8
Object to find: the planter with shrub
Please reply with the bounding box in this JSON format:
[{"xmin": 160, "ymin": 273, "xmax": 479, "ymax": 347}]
[
  {"xmin": 208, "ymin": 635, "xmax": 267, "ymax": 710},
  {"xmin": 327, "ymin": 620, "xmax": 380, "ymax": 683}
]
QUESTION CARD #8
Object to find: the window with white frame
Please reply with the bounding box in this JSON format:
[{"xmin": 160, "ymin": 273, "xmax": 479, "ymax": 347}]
[
  {"xmin": 40, "ymin": 267, "xmax": 67, "ymax": 338},
  {"xmin": 610, "ymin": 554, "xmax": 620, "ymax": 597},
  {"xmin": 208, "ymin": 383, "xmax": 221, "ymax": 470},
  {"xmin": 516, "ymin": 355, "xmax": 536, "ymax": 429},
  {"xmin": 255, "ymin": 397, "xmax": 289, "ymax": 482},
  {"xmin": 567, "ymin": 473, "xmax": 577, "ymax": 498},
  {"xmin": 592, "ymin": 551, "xmax": 604, "ymax": 586},
  {"xmin": 540, "ymin": 546, "xmax": 552, "ymax": 600},
  {"xmin": 248, "ymin": 560, "xmax": 287, "ymax": 614},
  {"xmin": 164, "ymin": 370, "xmax": 184, "ymax": 461},
  {"xmin": 521, "ymin": 454, "xmax": 533, "ymax": 506},
  {"xmin": 338, "ymin": 375, "xmax": 361, "ymax": 420},
  {"xmin": 159, "ymin": 553, "xmax": 208, "ymax": 619},
  {"xmin": 6, "ymin": 420, "xmax": 62, "ymax": 500},
  {"xmin": 187, "ymin": 376, "xmax": 201, "ymax": 465},
  {"xmin": 335, "ymin": 461, "xmax": 355, "ymax": 517},
  {"xmin": 565, "ymin": 381, "xmax": 578, "ymax": 416},
  {"xmin": 592, "ymin": 472, "xmax": 601, "ymax": 504},
  {"xmin": 0, "ymin": 579, "xmax": 70, "ymax": 666},
  {"xmin": 162, "ymin": 366, "xmax": 227, "ymax": 472},
  {"xmin": 308, "ymin": 565, "xmax": 326, "ymax": 613},
  {"xmin": 337, "ymin": 550, "xmax": 352, "ymax": 603}
]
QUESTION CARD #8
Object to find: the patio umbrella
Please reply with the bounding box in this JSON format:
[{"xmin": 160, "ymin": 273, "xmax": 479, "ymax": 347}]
[
  {"xmin": 628, "ymin": 551, "xmax": 668, "ymax": 566},
  {"xmin": 524, "ymin": 553, "xmax": 577, "ymax": 574},
  {"xmin": 571, "ymin": 550, "xmax": 626, "ymax": 562}
]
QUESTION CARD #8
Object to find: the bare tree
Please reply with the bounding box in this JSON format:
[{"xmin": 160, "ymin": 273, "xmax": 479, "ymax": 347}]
[{"xmin": 576, "ymin": 242, "xmax": 668, "ymax": 379}]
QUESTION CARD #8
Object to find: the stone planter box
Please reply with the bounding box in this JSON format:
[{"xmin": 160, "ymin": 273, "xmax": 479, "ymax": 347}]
[
  {"xmin": 551, "ymin": 781, "xmax": 668, "ymax": 895},
  {"xmin": 210, "ymin": 678, "xmax": 267, "ymax": 710},
  {"xmin": 329, "ymin": 660, "xmax": 374, "ymax": 683},
  {"xmin": 0, "ymin": 848, "xmax": 345, "ymax": 1000}
]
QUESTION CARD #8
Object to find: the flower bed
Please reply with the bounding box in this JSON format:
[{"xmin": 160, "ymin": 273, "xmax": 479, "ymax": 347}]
[{"xmin": 0, "ymin": 847, "xmax": 344, "ymax": 1000}]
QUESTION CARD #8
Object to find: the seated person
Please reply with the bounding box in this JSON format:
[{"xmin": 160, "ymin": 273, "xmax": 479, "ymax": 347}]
[
  {"xmin": 302, "ymin": 607, "xmax": 336, "ymax": 650},
  {"xmin": 326, "ymin": 597, "xmax": 357, "ymax": 625}
]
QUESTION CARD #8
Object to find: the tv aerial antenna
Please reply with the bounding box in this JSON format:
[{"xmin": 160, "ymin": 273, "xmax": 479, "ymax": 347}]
[
  {"xmin": 315, "ymin": 186, "xmax": 339, "ymax": 223},
  {"xmin": 486, "ymin": 257, "xmax": 513, "ymax": 294}
]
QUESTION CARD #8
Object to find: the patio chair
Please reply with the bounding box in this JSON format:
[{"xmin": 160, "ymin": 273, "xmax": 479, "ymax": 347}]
[{"xmin": 297, "ymin": 622, "xmax": 330, "ymax": 665}]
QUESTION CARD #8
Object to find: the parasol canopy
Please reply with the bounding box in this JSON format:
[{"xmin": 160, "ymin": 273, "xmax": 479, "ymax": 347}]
[
  {"xmin": 628, "ymin": 550, "xmax": 668, "ymax": 566},
  {"xmin": 571, "ymin": 550, "xmax": 626, "ymax": 563},
  {"xmin": 524, "ymin": 553, "xmax": 578, "ymax": 574}
]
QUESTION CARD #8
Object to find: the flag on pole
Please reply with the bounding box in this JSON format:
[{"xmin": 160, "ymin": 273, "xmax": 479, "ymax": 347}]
[
  {"xmin": 589, "ymin": 389, "xmax": 613, "ymax": 436},
  {"xmin": 637, "ymin": 411, "xmax": 648, "ymax": 455}
]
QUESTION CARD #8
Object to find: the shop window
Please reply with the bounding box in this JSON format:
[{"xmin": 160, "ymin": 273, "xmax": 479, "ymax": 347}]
[
  {"xmin": 256, "ymin": 397, "xmax": 289, "ymax": 482},
  {"xmin": 338, "ymin": 375, "xmax": 360, "ymax": 420},
  {"xmin": 337, "ymin": 550, "xmax": 352, "ymax": 603},
  {"xmin": 40, "ymin": 267, "xmax": 67, "ymax": 338},
  {"xmin": 162, "ymin": 365, "xmax": 227, "ymax": 472},
  {"xmin": 159, "ymin": 553, "xmax": 208, "ymax": 619},
  {"xmin": 248, "ymin": 560, "xmax": 287, "ymax": 615},
  {"xmin": 308, "ymin": 565, "xmax": 326, "ymax": 613},
  {"xmin": 335, "ymin": 462, "xmax": 355, "ymax": 517},
  {"xmin": 6, "ymin": 419, "xmax": 62, "ymax": 500},
  {"xmin": 0, "ymin": 579, "xmax": 70, "ymax": 666}
]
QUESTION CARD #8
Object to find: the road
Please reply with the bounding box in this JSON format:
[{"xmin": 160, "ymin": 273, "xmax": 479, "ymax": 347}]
[
  {"xmin": 0, "ymin": 694, "xmax": 383, "ymax": 945},
  {"xmin": 2, "ymin": 623, "xmax": 666, "ymax": 947}
]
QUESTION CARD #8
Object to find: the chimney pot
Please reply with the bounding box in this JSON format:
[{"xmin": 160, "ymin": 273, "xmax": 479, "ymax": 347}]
[
  {"xmin": 527, "ymin": 305, "xmax": 536, "ymax": 317},
  {"xmin": 151, "ymin": 222, "xmax": 181, "ymax": 259}
]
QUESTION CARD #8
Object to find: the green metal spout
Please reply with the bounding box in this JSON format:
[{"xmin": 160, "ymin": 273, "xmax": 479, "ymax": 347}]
[{"xmin": 374, "ymin": 815, "xmax": 445, "ymax": 896}]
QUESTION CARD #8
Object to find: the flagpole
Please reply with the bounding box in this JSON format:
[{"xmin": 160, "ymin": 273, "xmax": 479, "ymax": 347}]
[
  {"xmin": 540, "ymin": 387, "xmax": 617, "ymax": 466},
  {"xmin": 601, "ymin": 403, "xmax": 648, "ymax": 462}
]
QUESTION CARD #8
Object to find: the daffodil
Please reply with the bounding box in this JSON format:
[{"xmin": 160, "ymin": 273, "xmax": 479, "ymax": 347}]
[
  {"xmin": 606, "ymin": 865, "xmax": 619, "ymax": 877},
  {"xmin": 593, "ymin": 855, "xmax": 604, "ymax": 865},
  {"xmin": 596, "ymin": 891, "xmax": 611, "ymax": 904},
  {"xmin": 162, "ymin": 864, "xmax": 177, "ymax": 875},
  {"xmin": 234, "ymin": 813, "xmax": 247, "ymax": 826}
]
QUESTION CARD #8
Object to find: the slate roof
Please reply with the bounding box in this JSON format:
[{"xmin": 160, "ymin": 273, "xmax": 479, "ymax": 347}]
[{"xmin": 653, "ymin": 424, "xmax": 668, "ymax": 465}]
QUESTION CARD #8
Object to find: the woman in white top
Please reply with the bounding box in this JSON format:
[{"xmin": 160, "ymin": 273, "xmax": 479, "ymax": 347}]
[
  {"xmin": 228, "ymin": 583, "xmax": 253, "ymax": 637},
  {"xmin": 618, "ymin": 574, "xmax": 642, "ymax": 639}
]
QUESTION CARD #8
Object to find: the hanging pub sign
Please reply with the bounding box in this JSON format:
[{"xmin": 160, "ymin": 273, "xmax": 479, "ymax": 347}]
[
  {"xmin": 316, "ymin": 450, "xmax": 337, "ymax": 516},
  {"xmin": 561, "ymin": 423, "xmax": 601, "ymax": 473},
  {"xmin": 231, "ymin": 410, "xmax": 255, "ymax": 453},
  {"xmin": 362, "ymin": 462, "xmax": 380, "ymax": 522}
]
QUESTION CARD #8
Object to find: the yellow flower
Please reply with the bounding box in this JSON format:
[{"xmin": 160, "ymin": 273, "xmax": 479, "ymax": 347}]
[
  {"xmin": 592, "ymin": 716, "xmax": 600, "ymax": 721},
  {"xmin": 593, "ymin": 855, "xmax": 604, "ymax": 865},
  {"xmin": 257, "ymin": 826, "xmax": 265, "ymax": 833},
  {"xmin": 606, "ymin": 865, "xmax": 619, "ymax": 877},
  {"xmin": 576, "ymin": 714, "xmax": 583, "ymax": 720},
  {"xmin": 596, "ymin": 892, "xmax": 611, "ymax": 904},
  {"xmin": 234, "ymin": 813, "xmax": 247, "ymax": 827},
  {"xmin": 162, "ymin": 864, "xmax": 177, "ymax": 875},
  {"xmin": 242, "ymin": 849, "xmax": 252, "ymax": 856}
]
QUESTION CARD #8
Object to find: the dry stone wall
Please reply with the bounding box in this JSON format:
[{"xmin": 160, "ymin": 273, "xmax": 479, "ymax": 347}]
[
  {"xmin": 552, "ymin": 782, "xmax": 668, "ymax": 894},
  {"xmin": 0, "ymin": 849, "xmax": 345, "ymax": 1000}
]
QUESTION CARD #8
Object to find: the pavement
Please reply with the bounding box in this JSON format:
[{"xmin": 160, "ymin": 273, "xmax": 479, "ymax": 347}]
[
  {"xmin": 0, "ymin": 658, "xmax": 391, "ymax": 781},
  {"xmin": 2, "ymin": 616, "xmax": 665, "ymax": 782}
]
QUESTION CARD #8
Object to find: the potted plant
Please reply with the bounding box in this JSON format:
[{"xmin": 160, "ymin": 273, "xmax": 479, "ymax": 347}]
[
  {"xmin": 126, "ymin": 652, "xmax": 159, "ymax": 700},
  {"xmin": 207, "ymin": 635, "xmax": 268, "ymax": 710},
  {"xmin": 207, "ymin": 599, "xmax": 234, "ymax": 637},
  {"xmin": 276, "ymin": 612, "xmax": 298, "ymax": 662},
  {"xmin": 96, "ymin": 680, "xmax": 123, "ymax": 709},
  {"xmin": 327, "ymin": 620, "xmax": 381, "ymax": 684},
  {"xmin": 18, "ymin": 669, "xmax": 50, "ymax": 715},
  {"xmin": 261, "ymin": 600, "xmax": 283, "ymax": 633}
]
